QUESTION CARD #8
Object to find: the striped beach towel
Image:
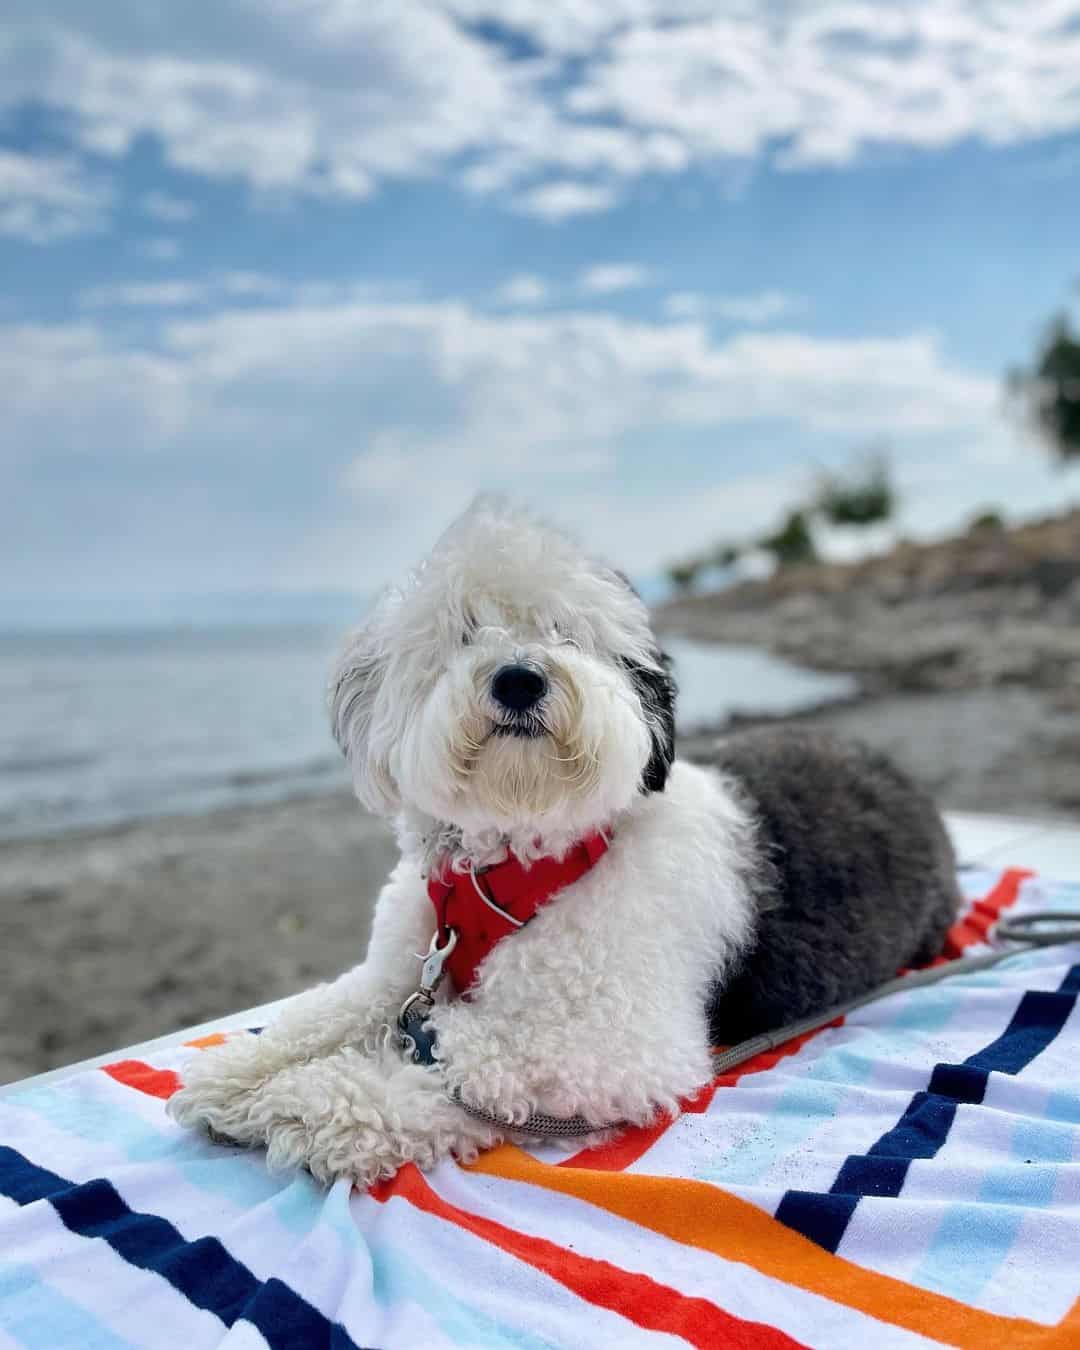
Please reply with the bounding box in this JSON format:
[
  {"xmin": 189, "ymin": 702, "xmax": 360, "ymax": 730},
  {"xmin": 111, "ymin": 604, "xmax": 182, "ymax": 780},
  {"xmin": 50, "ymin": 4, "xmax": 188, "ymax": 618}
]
[{"xmin": 2, "ymin": 866, "xmax": 1079, "ymax": 1348}]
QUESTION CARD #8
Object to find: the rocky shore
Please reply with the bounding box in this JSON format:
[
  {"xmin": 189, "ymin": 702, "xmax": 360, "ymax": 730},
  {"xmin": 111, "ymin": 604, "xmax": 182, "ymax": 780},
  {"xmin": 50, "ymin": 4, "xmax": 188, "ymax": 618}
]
[{"xmin": 658, "ymin": 509, "xmax": 1080, "ymax": 817}]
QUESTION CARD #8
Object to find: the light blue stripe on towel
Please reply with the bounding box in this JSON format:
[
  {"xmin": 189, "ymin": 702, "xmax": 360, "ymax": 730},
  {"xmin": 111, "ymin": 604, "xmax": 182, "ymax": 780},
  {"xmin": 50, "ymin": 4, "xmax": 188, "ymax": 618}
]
[
  {"xmin": 371, "ymin": 1240, "xmax": 560, "ymax": 1350},
  {"xmin": 4, "ymin": 1080, "xmax": 289, "ymax": 1213},
  {"xmin": 911, "ymin": 1202, "xmax": 1025, "ymax": 1304},
  {"xmin": 695, "ymin": 988, "xmax": 965, "ymax": 1186},
  {"xmin": 0, "ymin": 1263, "xmax": 137, "ymax": 1350},
  {"xmin": 274, "ymin": 1170, "xmax": 560, "ymax": 1348},
  {"xmin": 911, "ymin": 1114, "xmax": 1069, "ymax": 1301}
]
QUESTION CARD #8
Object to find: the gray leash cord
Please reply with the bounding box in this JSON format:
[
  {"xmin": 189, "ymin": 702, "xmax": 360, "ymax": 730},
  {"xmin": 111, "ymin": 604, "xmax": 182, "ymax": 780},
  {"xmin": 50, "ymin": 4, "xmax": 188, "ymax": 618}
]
[
  {"xmin": 451, "ymin": 1088, "xmax": 613, "ymax": 1138},
  {"xmin": 456, "ymin": 909, "xmax": 1080, "ymax": 1137},
  {"xmin": 713, "ymin": 912, "xmax": 1080, "ymax": 1074}
]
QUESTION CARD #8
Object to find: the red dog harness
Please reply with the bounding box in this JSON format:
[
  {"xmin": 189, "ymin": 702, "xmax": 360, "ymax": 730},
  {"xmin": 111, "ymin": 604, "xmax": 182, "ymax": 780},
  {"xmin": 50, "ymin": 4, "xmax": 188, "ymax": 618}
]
[{"xmin": 427, "ymin": 831, "xmax": 611, "ymax": 995}]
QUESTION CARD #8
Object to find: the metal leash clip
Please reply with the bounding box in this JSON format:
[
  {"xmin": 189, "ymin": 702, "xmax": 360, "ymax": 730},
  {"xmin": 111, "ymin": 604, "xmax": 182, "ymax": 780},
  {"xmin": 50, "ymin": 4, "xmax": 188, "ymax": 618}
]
[{"xmin": 397, "ymin": 928, "xmax": 458, "ymax": 1066}]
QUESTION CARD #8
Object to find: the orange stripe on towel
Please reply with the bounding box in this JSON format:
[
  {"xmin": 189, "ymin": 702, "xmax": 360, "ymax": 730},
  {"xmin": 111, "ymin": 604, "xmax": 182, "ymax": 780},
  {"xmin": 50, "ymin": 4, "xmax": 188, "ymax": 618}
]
[{"xmin": 470, "ymin": 1143, "xmax": 1077, "ymax": 1348}]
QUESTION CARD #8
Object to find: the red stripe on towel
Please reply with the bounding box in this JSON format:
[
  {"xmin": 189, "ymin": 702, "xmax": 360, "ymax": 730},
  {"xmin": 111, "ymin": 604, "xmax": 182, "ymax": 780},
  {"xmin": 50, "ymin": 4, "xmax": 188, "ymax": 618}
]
[
  {"xmin": 373, "ymin": 1163, "xmax": 808, "ymax": 1350},
  {"xmin": 101, "ymin": 1059, "xmax": 181, "ymax": 1099},
  {"xmin": 939, "ymin": 867, "xmax": 1033, "ymax": 959}
]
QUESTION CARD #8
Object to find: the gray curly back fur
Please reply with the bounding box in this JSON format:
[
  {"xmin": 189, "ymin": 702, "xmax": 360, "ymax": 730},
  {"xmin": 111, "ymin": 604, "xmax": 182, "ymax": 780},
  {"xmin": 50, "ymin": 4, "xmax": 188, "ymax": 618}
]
[{"xmin": 706, "ymin": 727, "xmax": 961, "ymax": 1044}]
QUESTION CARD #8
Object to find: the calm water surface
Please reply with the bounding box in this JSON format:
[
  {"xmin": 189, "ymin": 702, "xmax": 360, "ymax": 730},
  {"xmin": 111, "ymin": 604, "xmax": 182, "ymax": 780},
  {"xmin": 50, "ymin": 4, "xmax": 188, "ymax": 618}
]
[{"xmin": 0, "ymin": 628, "xmax": 854, "ymax": 841}]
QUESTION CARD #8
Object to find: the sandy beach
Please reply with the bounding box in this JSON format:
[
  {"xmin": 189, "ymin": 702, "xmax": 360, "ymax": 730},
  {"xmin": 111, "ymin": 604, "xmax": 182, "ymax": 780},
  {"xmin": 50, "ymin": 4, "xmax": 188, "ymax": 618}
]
[{"xmin": 1, "ymin": 792, "xmax": 396, "ymax": 1084}]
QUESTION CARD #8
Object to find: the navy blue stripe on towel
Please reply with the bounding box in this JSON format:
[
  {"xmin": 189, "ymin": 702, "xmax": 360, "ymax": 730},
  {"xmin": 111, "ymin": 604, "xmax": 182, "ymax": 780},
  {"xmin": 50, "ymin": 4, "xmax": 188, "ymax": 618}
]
[
  {"xmin": 0, "ymin": 1147, "xmax": 366, "ymax": 1349},
  {"xmin": 775, "ymin": 963, "xmax": 1080, "ymax": 1254}
]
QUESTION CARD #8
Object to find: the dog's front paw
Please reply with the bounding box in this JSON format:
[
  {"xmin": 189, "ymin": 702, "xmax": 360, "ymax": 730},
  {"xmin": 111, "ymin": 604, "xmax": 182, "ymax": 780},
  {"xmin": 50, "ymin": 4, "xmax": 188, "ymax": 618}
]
[
  {"xmin": 167, "ymin": 1032, "xmax": 284, "ymax": 1145},
  {"xmin": 263, "ymin": 1112, "xmax": 401, "ymax": 1188},
  {"xmin": 254, "ymin": 1049, "xmax": 500, "ymax": 1187}
]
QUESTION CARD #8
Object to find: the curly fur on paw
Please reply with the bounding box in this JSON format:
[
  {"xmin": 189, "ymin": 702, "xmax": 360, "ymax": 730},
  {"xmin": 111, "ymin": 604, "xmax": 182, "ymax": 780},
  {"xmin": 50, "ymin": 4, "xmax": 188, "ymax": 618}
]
[{"xmin": 165, "ymin": 1032, "xmax": 286, "ymax": 1144}]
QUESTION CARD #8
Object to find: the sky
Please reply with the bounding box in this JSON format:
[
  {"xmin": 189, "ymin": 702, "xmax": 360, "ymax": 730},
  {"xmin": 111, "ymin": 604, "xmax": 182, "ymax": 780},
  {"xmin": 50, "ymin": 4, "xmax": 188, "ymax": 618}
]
[{"xmin": 3, "ymin": 0, "xmax": 1080, "ymax": 628}]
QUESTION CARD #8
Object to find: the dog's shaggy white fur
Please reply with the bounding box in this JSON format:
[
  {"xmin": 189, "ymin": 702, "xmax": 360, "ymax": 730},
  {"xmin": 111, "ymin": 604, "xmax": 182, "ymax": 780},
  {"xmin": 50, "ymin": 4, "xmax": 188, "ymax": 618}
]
[{"xmin": 167, "ymin": 498, "xmax": 764, "ymax": 1183}]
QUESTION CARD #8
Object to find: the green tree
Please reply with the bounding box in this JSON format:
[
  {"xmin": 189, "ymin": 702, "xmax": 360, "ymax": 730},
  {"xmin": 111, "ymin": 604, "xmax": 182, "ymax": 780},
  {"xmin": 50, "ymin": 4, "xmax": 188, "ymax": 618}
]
[
  {"xmin": 969, "ymin": 507, "xmax": 1005, "ymax": 532},
  {"xmin": 709, "ymin": 542, "xmax": 742, "ymax": 569},
  {"xmin": 759, "ymin": 509, "xmax": 818, "ymax": 568},
  {"xmin": 1009, "ymin": 315, "xmax": 1080, "ymax": 462},
  {"xmin": 662, "ymin": 452, "xmax": 895, "ymax": 588},
  {"xmin": 666, "ymin": 557, "xmax": 704, "ymax": 592},
  {"xmin": 815, "ymin": 451, "xmax": 895, "ymax": 527}
]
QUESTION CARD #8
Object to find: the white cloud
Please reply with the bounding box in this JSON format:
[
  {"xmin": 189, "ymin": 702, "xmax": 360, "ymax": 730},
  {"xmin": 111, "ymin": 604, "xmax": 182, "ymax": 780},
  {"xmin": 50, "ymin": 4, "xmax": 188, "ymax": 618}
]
[
  {"xmin": 1, "ymin": 293, "xmax": 1014, "ymax": 591},
  {"xmin": 664, "ymin": 293, "xmax": 708, "ymax": 320},
  {"xmin": 140, "ymin": 190, "xmax": 196, "ymax": 223},
  {"xmin": 136, "ymin": 237, "xmax": 182, "ymax": 261},
  {"xmin": 220, "ymin": 271, "xmax": 284, "ymax": 298},
  {"xmin": 5, "ymin": 3, "xmax": 1080, "ymax": 216},
  {"xmin": 441, "ymin": 1, "xmax": 719, "ymax": 56},
  {"xmin": 78, "ymin": 273, "xmax": 288, "ymax": 309},
  {"xmin": 80, "ymin": 280, "xmax": 208, "ymax": 309},
  {"xmin": 12, "ymin": 301, "xmax": 998, "ymax": 462},
  {"xmin": 512, "ymin": 181, "xmax": 619, "ymax": 220},
  {"xmin": 569, "ymin": 4, "xmax": 1080, "ymax": 172},
  {"xmin": 580, "ymin": 263, "xmax": 653, "ymax": 295},
  {"xmin": 0, "ymin": 321, "xmax": 189, "ymax": 461},
  {"xmin": 664, "ymin": 289, "xmax": 804, "ymax": 324},
  {"xmin": 495, "ymin": 274, "xmax": 548, "ymax": 306},
  {"xmin": 0, "ymin": 6, "xmax": 515, "ymax": 203},
  {"xmin": 78, "ymin": 271, "xmax": 297, "ymax": 310},
  {"xmin": 0, "ymin": 150, "xmax": 111, "ymax": 243}
]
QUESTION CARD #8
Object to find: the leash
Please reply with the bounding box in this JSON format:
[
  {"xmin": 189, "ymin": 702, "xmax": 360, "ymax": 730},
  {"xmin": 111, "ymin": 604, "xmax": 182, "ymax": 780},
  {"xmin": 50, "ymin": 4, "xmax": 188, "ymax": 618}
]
[
  {"xmin": 710, "ymin": 909, "xmax": 1080, "ymax": 1075},
  {"xmin": 402, "ymin": 907, "xmax": 1080, "ymax": 1139}
]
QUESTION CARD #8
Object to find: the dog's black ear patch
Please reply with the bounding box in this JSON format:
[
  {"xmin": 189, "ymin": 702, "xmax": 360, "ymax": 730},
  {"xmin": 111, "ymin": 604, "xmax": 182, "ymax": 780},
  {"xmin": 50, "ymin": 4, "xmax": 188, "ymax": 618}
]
[{"xmin": 623, "ymin": 651, "xmax": 676, "ymax": 794}]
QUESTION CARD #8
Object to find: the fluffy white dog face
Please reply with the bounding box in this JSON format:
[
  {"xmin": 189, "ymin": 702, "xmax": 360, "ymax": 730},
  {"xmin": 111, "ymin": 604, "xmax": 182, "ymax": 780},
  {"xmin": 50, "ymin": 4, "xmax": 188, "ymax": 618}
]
[{"xmin": 330, "ymin": 498, "xmax": 675, "ymax": 851}]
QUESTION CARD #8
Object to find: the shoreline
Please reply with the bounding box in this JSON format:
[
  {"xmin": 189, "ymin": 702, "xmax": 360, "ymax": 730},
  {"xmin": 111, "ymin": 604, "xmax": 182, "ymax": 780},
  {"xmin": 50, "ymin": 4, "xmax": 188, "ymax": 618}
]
[{"xmin": 0, "ymin": 780, "xmax": 355, "ymax": 854}]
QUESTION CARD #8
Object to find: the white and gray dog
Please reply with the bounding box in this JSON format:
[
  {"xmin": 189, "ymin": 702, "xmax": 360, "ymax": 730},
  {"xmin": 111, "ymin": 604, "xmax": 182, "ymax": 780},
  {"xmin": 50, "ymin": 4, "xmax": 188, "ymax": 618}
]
[{"xmin": 169, "ymin": 496, "xmax": 959, "ymax": 1184}]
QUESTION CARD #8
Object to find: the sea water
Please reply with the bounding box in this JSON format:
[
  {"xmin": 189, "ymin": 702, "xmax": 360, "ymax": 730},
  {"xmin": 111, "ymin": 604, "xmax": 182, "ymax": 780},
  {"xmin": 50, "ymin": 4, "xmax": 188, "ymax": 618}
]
[{"xmin": 0, "ymin": 628, "xmax": 854, "ymax": 842}]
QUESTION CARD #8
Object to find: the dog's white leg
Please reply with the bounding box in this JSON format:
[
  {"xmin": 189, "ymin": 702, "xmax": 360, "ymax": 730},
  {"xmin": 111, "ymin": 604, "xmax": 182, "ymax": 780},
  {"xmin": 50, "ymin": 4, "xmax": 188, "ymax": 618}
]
[
  {"xmin": 168, "ymin": 859, "xmax": 434, "ymax": 1141},
  {"xmin": 250, "ymin": 1046, "xmax": 500, "ymax": 1186}
]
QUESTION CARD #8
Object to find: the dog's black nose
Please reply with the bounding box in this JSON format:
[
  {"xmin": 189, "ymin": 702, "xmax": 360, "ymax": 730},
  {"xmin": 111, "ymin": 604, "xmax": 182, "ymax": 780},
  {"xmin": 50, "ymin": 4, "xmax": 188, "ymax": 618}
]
[{"xmin": 491, "ymin": 664, "xmax": 548, "ymax": 712}]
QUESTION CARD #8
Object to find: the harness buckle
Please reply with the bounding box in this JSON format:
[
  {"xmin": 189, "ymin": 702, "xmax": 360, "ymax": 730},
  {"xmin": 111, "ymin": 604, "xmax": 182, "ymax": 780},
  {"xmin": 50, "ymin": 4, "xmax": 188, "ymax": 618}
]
[
  {"xmin": 419, "ymin": 926, "xmax": 457, "ymax": 997},
  {"xmin": 396, "ymin": 927, "xmax": 459, "ymax": 1067}
]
